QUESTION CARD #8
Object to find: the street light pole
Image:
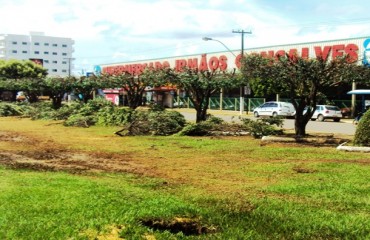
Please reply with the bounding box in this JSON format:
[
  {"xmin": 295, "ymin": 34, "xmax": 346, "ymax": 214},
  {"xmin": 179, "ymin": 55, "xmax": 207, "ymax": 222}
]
[
  {"xmin": 202, "ymin": 37, "xmax": 236, "ymax": 112},
  {"xmin": 232, "ymin": 29, "xmax": 252, "ymax": 115},
  {"xmin": 202, "ymin": 37, "xmax": 236, "ymax": 57}
]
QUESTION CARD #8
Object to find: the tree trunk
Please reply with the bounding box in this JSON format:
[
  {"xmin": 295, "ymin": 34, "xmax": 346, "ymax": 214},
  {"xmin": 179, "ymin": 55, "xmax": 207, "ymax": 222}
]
[
  {"xmin": 51, "ymin": 97, "xmax": 63, "ymax": 109},
  {"xmin": 195, "ymin": 107, "xmax": 207, "ymax": 123},
  {"xmin": 294, "ymin": 115, "xmax": 310, "ymax": 136},
  {"xmin": 194, "ymin": 97, "xmax": 209, "ymax": 123},
  {"xmin": 27, "ymin": 93, "xmax": 39, "ymax": 103}
]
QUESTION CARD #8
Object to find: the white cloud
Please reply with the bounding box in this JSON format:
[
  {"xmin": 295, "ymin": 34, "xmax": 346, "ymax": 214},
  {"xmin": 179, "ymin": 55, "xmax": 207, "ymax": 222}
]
[{"xmin": 1, "ymin": 0, "xmax": 370, "ymax": 72}]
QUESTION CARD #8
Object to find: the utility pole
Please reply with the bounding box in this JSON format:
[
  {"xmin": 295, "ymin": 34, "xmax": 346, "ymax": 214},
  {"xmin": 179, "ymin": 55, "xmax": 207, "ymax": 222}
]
[
  {"xmin": 64, "ymin": 57, "xmax": 75, "ymax": 77},
  {"xmin": 232, "ymin": 29, "xmax": 252, "ymax": 115}
]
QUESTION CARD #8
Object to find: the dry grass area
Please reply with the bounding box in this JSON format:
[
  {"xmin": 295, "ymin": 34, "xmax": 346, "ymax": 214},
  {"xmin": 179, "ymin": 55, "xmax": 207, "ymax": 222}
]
[
  {"xmin": 0, "ymin": 117, "xmax": 367, "ymax": 199},
  {"xmin": 1, "ymin": 117, "xmax": 370, "ymax": 239}
]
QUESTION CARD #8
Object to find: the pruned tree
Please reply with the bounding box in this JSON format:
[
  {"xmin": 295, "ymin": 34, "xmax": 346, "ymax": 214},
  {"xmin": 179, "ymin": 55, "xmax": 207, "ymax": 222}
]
[
  {"xmin": 242, "ymin": 53, "xmax": 364, "ymax": 136},
  {"xmin": 165, "ymin": 67, "xmax": 238, "ymax": 123},
  {"xmin": 44, "ymin": 77, "xmax": 73, "ymax": 109},
  {"xmin": 0, "ymin": 59, "xmax": 47, "ymax": 79},
  {"xmin": 0, "ymin": 59, "xmax": 48, "ymax": 102},
  {"xmin": 70, "ymin": 76, "xmax": 102, "ymax": 103},
  {"xmin": 100, "ymin": 69, "xmax": 166, "ymax": 109}
]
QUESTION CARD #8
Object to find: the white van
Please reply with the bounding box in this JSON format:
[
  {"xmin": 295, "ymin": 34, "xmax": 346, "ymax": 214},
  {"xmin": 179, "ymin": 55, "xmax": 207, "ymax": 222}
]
[{"xmin": 253, "ymin": 101, "xmax": 296, "ymax": 118}]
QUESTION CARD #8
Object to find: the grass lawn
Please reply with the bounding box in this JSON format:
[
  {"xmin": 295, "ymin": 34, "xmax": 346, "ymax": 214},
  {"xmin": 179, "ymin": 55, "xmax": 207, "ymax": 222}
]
[{"xmin": 0, "ymin": 117, "xmax": 369, "ymax": 239}]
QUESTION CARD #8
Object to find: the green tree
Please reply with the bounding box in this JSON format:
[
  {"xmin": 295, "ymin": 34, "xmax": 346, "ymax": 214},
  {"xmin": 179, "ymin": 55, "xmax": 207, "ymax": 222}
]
[
  {"xmin": 242, "ymin": 54, "xmax": 362, "ymax": 136},
  {"xmin": 99, "ymin": 69, "xmax": 166, "ymax": 109},
  {"xmin": 0, "ymin": 59, "xmax": 47, "ymax": 79},
  {"xmin": 0, "ymin": 59, "xmax": 48, "ymax": 102},
  {"xmin": 353, "ymin": 108, "xmax": 370, "ymax": 146},
  {"xmin": 70, "ymin": 76, "xmax": 103, "ymax": 103},
  {"xmin": 44, "ymin": 77, "xmax": 73, "ymax": 109},
  {"xmin": 165, "ymin": 68, "xmax": 238, "ymax": 123}
]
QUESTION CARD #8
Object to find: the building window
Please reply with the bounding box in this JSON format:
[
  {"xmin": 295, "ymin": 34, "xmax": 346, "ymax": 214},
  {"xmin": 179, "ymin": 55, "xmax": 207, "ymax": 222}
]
[
  {"xmin": 62, "ymin": 69, "xmax": 67, "ymax": 73},
  {"xmin": 62, "ymin": 44, "xmax": 67, "ymax": 47},
  {"xmin": 52, "ymin": 52, "xmax": 57, "ymax": 55},
  {"xmin": 44, "ymin": 43, "xmax": 49, "ymax": 46},
  {"xmin": 62, "ymin": 53, "xmax": 67, "ymax": 56},
  {"xmin": 44, "ymin": 60, "xmax": 49, "ymax": 63},
  {"xmin": 34, "ymin": 51, "xmax": 40, "ymax": 54},
  {"xmin": 52, "ymin": 43, "xmax": 58, "ymax": 47},
  {"xmin": 52, "ymin": 60, "xmax": 57, "ymax": 64},
  {"xmin": 22, "ymin": 42, "xmax": 27, "ymax": 45},
  {"xmin": 34, "ymin": 42, "xmax": 40, "ymax": 46},
  {"xmin": 44, "ymin": 51, "xmax": 49, "ymax": 54},
  {"xmin": 52, "ymin": 69, "xmax": 57, "ymax": 72},
  {"xmin": 62, "ymin": 61, "xmax": 67, "ymax": 64},
  {"xmin": 22, "ymin": 50, "xmax": 27, "ymax": 54},
  {"xmin": 12, "ymin": 41, "xmax": 17, "ymax": 45},
  {"xmin": 12, "ymin": 50, "xmax": 17, "ymax": 53}
]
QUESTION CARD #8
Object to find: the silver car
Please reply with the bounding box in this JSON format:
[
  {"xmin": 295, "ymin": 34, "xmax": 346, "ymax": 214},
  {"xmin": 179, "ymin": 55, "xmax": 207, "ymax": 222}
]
[
  {"xmin": 253, "ymin": 101, "xmax": 296, "ymax": 118},
  {"xmin": 310, "ymin": 105, "xmax": 342, "ymax": 122}
]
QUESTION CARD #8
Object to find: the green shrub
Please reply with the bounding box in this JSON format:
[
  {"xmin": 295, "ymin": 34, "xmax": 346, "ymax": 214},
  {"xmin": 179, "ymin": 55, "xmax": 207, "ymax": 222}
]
[
  {"xmin": 63, "ymin": 114, "xmax": 97, "ymax": 127},
  {"xmin": 206, "ymin": 115, "xmax": 224, "ymax": 124},
  {"xmin": 77, "ymin": 98, "xmax": 114, "ymax": 116},
  {"xmin": 122, "ymin": 111, "xmax": 151, "ymax": 135},
  {"xmin": 0, "ymin": 102, "xmax": 24, "ymax": 116},
  {"xmin": 26, "ymin": 102, "xmax": 56, "ymax": 120},
  {"xmin": 96, "ymin": 107, "xmax": 132, "ymax": 126},
  {"xmin": 177, "ymin": 122, "xmax": 212, "ymax": 136},
  {"xmin": 241, "ymin": 117, "xmax": 283, "ymax": 138},
  {"xmin": 62, "ymin": 99, "xmax": 114, "ymax": 127},
  {"xmin": 52, "ymin": 101, "xmax": 84, "ymax": 120},
  {"xmin": 353, "ymin": 109, "xmax": 370, "ymax": 146},
  {"xmin": 148, "ymin": 110, "xmax": 186, "ymax": 135},
  {"xmin": 148, "ymin": 102, "xmax": 165, "ymax": 112},
  {"xmin": 117, "ymin": 110, "xmax": 186, "ymax": 136},
  {"xmin": 259, "ymin": 116, "xmax": 284, "ymax": 127}
]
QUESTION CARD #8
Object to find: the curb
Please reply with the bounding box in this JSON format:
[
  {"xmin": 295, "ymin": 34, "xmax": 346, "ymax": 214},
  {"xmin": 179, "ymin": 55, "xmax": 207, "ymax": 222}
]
[{"xmin": 336, "ymin": 142, "xmax": 370, "ymax": 152}]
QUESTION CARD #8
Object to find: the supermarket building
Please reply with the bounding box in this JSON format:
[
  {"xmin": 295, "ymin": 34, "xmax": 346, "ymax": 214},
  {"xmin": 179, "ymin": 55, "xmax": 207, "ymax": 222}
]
[{"xmin": 98, "ymin": 37, "xmax": 370, "ymax": 110}]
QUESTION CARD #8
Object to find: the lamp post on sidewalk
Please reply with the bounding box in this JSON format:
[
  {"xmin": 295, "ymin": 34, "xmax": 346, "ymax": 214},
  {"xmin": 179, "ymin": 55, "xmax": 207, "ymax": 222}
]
[
  {"xmin": 232, "ymin": 29, "xmax": 252, "ymax": 115},
  {"xmin": 202, "ymin": 36, "xmax": 242, "ymax": 114},
  {"xmin": 203, "ymin": 31, "xmax": 251, "ymax": 115},
  {"xmin": 202, "ymin": 37, "xmax": 236, "ymax": 57}
]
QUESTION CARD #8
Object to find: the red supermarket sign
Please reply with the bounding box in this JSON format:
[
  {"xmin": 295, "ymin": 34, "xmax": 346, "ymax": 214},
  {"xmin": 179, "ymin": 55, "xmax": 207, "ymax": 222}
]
[
  {"xmin": 259, "ymin": 44, "xmax": 358, "ymax": 62},
  {"xmin": 102, "ymin": 43, "xmax": 359, "ymax": 75}
]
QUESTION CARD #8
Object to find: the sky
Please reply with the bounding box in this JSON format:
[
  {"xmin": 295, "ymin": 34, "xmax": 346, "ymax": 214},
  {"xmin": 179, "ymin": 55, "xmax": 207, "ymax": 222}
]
[{"xmin": 1, "ymin": 0, "xmax": 370, "ymax": 75}]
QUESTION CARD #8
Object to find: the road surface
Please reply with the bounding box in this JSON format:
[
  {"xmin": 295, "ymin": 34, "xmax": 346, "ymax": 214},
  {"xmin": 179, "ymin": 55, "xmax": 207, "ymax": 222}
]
[{"xmin": 175, "ymin": 109, "xmax": 357, "ymax": 135}]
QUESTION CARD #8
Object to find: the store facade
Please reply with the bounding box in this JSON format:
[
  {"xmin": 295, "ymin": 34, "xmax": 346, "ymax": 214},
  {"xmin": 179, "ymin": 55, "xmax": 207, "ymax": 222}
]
[{"xmin": 98, "ymin": 37, "xmax": 370, "ymax": 110}]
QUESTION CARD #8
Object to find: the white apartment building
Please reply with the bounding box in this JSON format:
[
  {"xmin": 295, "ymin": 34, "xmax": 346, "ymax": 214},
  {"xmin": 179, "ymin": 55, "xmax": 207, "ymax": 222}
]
[{"xmin": 0, "ymin": 32, "xmax": 75, "ymax": 77}]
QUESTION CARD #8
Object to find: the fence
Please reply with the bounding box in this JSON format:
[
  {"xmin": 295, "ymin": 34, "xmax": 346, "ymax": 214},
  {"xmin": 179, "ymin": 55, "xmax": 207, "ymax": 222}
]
[
  {"xmin": 174, "ymin": 97, "xmax": 362, "ymax": 115},
  {"xmin": 173, "ymin": 97, "xmax": 265, "ymax": 112}
]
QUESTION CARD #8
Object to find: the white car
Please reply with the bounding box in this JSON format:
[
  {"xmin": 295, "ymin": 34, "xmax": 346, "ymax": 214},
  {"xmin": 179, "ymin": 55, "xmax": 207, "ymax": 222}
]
[
  {"xmin": 253, "ymin": 101, "xmax": 296, "ymax": 118},
  {"xmin": 310, "ymin": 105, "xmax": 342, "ymax": 122}
]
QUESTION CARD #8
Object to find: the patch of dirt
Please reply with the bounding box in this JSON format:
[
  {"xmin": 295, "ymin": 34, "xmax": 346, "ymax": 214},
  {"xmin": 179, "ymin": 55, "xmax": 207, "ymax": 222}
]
[
  {"xmin": 0, "ymin": 131, "xmax": 35, "ymax": 144},
  {"xmin": 80, "ymin": 225, "xmax": 125, "ymax": 240},
  {"xmin": 292, "ymin": 166, "xmax": 317, "ymax": 174},
  {"xmin": 261, "ymin": 133, "xmax": 352, "ymax": 147},
  {"xmin": 140, "ymin": 217, "xmax": 217, "ymax": 236},
  {"xmin": 0, "ymin": 131, "xmax": 149, "ymax": 174}
]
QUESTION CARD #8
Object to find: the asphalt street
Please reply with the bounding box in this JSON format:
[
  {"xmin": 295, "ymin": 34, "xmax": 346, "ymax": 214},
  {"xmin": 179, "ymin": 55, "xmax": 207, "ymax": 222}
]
[{"xmin": 175, "ymin": 109, "xmax": 357, "ymax": 136}]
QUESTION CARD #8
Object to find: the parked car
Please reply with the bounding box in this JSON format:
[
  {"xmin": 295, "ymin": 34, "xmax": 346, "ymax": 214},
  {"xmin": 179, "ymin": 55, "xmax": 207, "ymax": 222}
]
[
  {"xmin": 309, "ymin": 105, "xmax": 342, "ymax": 122},
  {"xmin": 173, "ymin": 101, "xmax": 185, "ymax": 108},
  {"xmin": 253, "ymin": 101, "xmax": 296, "ymax": 118}
]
